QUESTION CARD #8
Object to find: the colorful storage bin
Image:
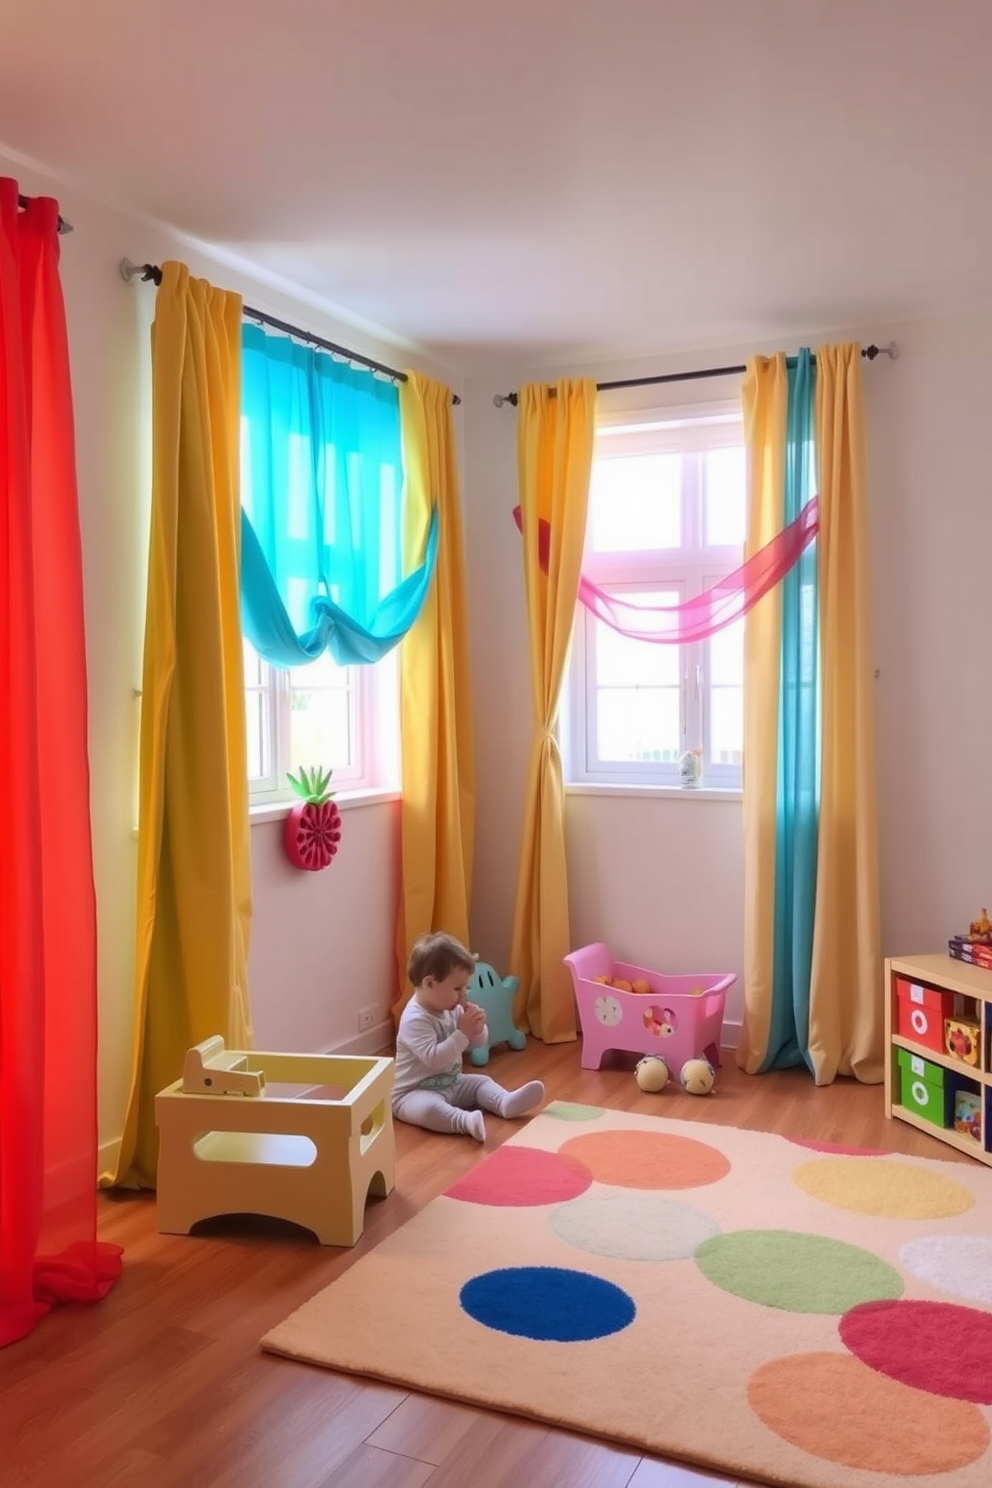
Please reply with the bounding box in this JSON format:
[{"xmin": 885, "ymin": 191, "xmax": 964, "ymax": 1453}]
[
  {"xmin": 944, "ymin": 1017, "xmax": 981, "ymax": 1066},
  {"xmin": 897, "ymin": 1048, "xmax": 948, "ymax": 1128},
  {"xmin": 896, "ymin": 978, "xmax": 954, "ymax": 1054},
  {"xmin": 951, "ymin": 1086, "xmax": 982, "ymax": 1143}
]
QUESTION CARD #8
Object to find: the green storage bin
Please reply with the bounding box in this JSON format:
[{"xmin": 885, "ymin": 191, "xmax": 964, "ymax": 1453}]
[{"xmin": 897, "ymin": 1048, "xmax": 947, "ymax": 1128}]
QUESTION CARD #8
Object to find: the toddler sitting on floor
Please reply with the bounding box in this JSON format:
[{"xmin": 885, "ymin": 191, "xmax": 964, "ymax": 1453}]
[{"xmin": 393, "ymin": 931, "xmax": 544, "ymax": 1142}]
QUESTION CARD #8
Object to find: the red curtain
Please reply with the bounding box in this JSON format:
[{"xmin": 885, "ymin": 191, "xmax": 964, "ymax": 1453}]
[{"xmin": 0, "ymin": 179, "xmax": 122, "ymax": 1349}]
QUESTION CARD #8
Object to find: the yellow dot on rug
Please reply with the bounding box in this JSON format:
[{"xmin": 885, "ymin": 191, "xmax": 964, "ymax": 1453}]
[
  {"xmin": 747, "ymin": 1352, "xmax": 989, "ymax": 1474},
  {"xmin": 559, "ymin": 1131, "xmax": 730, "ymax": 1190},
  {"xmin": 793, "ymin": 1157, "xmax": 974, "ymax": 1219}
]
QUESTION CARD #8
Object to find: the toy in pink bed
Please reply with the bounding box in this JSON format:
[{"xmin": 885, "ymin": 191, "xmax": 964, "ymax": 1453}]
[{"xmin": 563, "ymin": 941, "xmax": 735, "ymax": 1073}]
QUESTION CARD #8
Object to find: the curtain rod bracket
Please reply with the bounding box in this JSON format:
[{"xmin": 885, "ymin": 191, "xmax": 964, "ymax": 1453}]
[{"xmin": 120, "ymin": 258, "xmax": 161, "ymax": 284}]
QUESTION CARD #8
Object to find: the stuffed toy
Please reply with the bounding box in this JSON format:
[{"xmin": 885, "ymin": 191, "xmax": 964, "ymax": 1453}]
[
  {"xmin": 680, "ymin": 1057, "xmax": 715, "ymax": 1096},
  {"xmin": 465, "ymin": 959, "xmax": 526, "ymax": 1067},
  {"xmin": 635, "ymin": 1055, "xmax": 671, "ymax": 1093}
]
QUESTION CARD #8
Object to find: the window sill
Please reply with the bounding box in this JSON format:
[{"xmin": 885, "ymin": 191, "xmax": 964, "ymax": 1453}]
[
  {"xmin": 565, "ymin": 782, "xmax": 742, "ymax": 802},
  {"xmin": 249, "ymin": 787, "xmax": 402, "ymax": 825}
]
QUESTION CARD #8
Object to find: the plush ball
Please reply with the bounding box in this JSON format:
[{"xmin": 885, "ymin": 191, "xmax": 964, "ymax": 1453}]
[
  {"xmin": 612, "ymin": 978, "xmax": 633, "ymax": 992},
  {"xmin": 680, "ymin": 1058, "xmax": 715, "ymax": 1096},
  {"xmin": 630, "ymin": 978, "xmax": 652, "ymax": 995},
  {"xmin": 635, "ymin": 1056, "xmax": 671, "ymax": 1093}
]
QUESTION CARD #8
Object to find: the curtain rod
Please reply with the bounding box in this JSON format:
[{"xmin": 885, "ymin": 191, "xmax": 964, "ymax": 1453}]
[
  {"xmin": 17, "ymin": 192, "xmax": 73, "ymax": 236},
  {"xmin": 492, "ymin": 342, "xmax": 898, "ymax": 407},
  {"xmin": 118, "ymin": 259, "xmax": 460, "ymax": 405}
]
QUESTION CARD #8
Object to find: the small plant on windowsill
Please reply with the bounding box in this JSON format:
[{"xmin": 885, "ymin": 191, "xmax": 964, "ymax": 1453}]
[{"xmin": 284, "ymin": 766, "xmax": 342, "ymax": 871}]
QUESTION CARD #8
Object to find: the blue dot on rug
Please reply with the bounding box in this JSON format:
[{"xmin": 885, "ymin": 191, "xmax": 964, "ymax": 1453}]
[{"xmin": 460, "ymin": 1266, "xmax": 636, "ymax": 1341}]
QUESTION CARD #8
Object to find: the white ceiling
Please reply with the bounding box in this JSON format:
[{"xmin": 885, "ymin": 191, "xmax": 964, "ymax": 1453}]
[{"xmin": 2, "ymin": 0, "xmax": 991, "ymax": 371}]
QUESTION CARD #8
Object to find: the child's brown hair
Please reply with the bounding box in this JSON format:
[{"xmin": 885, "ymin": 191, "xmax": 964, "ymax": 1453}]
[{"xmin": 407, "ymin": 931, "xmax": 475, "ymax": 987}]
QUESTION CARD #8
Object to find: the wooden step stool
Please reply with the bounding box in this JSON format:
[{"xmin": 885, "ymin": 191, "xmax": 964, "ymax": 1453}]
[{"xmin": 155, "ymin": 1038, "xmax": 395, "ymax": 1246}]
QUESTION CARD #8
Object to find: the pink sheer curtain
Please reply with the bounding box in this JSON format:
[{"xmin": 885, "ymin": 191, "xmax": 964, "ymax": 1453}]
[
  {"xmin": 0, "ymin": 180, "xmax": 122, "ymax": 1349},
  {"xmin": 513, "ymin": 496, "xmax": 819, "ymax": 643}
]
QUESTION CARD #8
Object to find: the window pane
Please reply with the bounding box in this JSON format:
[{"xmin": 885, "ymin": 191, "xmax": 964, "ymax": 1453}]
[
  {"xmin": 243, "ymin": 639, "xmax": 264, "ymax": 685},
  {"xmin": 710, "ymin": 617, "xmax": 743, "ymax": 687},
  {"xmin": 290, "ymin": 691, "xmax": 350, "ymax": 771},
  {"xmin": 589, "ymin": 454, "xmax": 681, "ymax": 552},
  {"xmin": 710, "ymin": 686, "xmax": 743, "ymax": 766},
  {"xmin": 244, "ymin": 640, "xmax": 269, "ymax": 782},
  {"xmin": 705, "ymin": 446, "xmax": 746, "ymax": 546},
  {"xmin": 597, "ymin": 687, "xmax": 680, "ymax": 762},
  {"xmin": 246, "ymin": 691, "xmax": 267, "ymax": 781},
  {"xmin": 290, "ymin": 651, "xmax": 352, "ymax": 772},
  {"xmin": 594, "ymin": 595, "xmax": 681, "ymax": 689}
]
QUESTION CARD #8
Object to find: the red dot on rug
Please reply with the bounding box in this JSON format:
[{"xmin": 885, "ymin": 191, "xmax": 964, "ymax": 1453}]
[
  {"xmin": 748, "ymin": 1352, "xmax": 989, "ymax": 1474},
  {"xmin": 559, "ymin": 1130, "xmax": 730, "ymax": 1190},
  {"xmin": 786, "ymin": 1137, "xmax": 888, "ymax": 1156},
  {"xmin": 445, "ymin": 1146, "xmax": 593, "ymax": 1206},
  {"xmin": 839, "ymin": 1299, "xmax": 992, "ymax": 1404}
]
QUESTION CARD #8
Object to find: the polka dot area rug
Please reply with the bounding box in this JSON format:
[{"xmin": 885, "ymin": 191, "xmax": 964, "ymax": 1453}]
[{"xmin": 262, "ymin": 1105, "xmax": 992, "ymax": 1488}]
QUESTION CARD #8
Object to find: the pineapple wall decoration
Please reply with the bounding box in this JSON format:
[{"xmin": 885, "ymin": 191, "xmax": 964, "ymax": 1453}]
[{"xmin": 284, "ymin": 767, "xmax": 342, "ymax": 871}]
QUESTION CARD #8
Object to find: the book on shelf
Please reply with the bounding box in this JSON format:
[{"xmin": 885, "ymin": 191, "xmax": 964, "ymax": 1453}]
[{"xmin": 949, "ymin": 936, "xmax": 992, "ymax": 969}]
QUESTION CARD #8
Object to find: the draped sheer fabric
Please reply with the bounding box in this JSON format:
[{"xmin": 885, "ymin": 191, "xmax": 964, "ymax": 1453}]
[
  {"xmin": 513, "ymin": 496, "xmax": 819, "ymax": 643},
  {"xmin": 240, "ymin": 324, "xmax": 438, "ymax": 668}
]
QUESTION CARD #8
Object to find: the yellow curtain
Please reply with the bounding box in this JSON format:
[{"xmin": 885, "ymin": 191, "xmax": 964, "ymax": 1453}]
[
  {"xmin": 737, "ymin": 355, "xmax": 788, "ymax": 1074},
  {"xmin": 393, "ymin": 372, "xmax": 474, "ymax": 1018},
  {"xmin": 808, "ymin": 344, "xmax": 883, "ymax": 1082},
  {"xmin": 510, "ymin": 379, "xmax": 597, "ymax": 1042},
  {"xmin": 106, "ymin": 263, "xmax": 253, "ymax": 1188}
]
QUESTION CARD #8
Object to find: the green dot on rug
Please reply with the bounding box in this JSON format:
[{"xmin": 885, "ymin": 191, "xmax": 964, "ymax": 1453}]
[
  {"xmin": 695, "ymin": 1229, "xmax": 904, "ymax": 1314},
  {"xmin": 544, "ymin": 1101, "xmax": 605, "ymax": 1121}
]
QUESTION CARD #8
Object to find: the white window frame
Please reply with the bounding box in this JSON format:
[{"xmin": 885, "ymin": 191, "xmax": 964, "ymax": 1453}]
[
  {"xmin": 247, "ymin": 646, "xmax": 400, "ymax": 807},
  {"xmin": 564, "ymin": 401, "xmax": 745, "ymax": 792}
]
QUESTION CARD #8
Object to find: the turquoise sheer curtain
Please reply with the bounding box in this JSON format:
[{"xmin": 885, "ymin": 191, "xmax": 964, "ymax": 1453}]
[
  {"xmin": 764, "ymin": 348, "xmax": 821, "ymax": 1072},
  {"xmin": 240, "ymin": 323, "xmax": 439, "ymax": 667}
]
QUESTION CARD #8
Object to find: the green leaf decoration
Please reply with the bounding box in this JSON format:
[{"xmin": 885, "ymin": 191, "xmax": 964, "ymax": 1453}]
[{"xmin": 286, "ymin": 765, "xmax": 335, "ymax": 804}]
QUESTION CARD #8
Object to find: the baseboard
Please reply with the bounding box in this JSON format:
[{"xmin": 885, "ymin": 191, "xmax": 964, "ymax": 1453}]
[
  {"xmin": 328, "ymin": 1021, "xmax": 394, "ymax": 1057},
  {"xmin": 721, "ymin": 1019, "xmax": 742, "ymax": 1051}
]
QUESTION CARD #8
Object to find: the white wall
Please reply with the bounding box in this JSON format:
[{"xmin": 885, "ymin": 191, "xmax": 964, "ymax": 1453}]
[
  {"xmin": 462, "ymin": 318, "xmax": 992, "ymax": 1034},
  {"xmin": 2, "ymin": 151, "xmax": 459, "ymax": 1156}
]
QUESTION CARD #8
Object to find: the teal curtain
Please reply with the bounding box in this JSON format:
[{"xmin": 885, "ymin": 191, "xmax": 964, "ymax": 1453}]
[
  {"xmin": 240, "ymin": 324, "xmax": 438, "ymax": 667},
  {"xmin": 764, "ymin": 348, "xmax": 820, "ymax": 1072}
]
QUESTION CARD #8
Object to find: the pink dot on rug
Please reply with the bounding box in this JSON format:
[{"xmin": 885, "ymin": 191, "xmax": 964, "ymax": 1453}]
[
  {"xmin": 445, "ymin": 1146, "xmax": 593, "ymax": 1206},
  {"xmin": 839, "ymin": 1299, "xmax": 992, "ymax": 1404},
  {"xmin": 787, "ymin": 1137, "xmax": 888, "ymax": 1156},
  {"xmin": 559, "ymin": 1130, "xmax": 730, "ymax": 1190},
  {"xmin": 748, "ymin": 1352, "xmax": 989, "ymax": 1474}
]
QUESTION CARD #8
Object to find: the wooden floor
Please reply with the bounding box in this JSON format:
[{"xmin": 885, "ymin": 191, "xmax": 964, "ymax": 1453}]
[{"xmin": 0, "ymin": 1040, "xmax": 970, "ymax": 1488}]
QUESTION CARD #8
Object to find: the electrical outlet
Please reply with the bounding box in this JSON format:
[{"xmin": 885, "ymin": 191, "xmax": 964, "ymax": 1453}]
[{"xmin": 358, "ymin": 1005, "xmax": 377, "ymax": 1032}]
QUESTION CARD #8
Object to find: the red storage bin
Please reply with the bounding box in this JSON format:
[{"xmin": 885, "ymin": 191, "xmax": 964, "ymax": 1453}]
[{"xmin": 896, "ymin": 978, "xmax": 954, "ymax": 1053}]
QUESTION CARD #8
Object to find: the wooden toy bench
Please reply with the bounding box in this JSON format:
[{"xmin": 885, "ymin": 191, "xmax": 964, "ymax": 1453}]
[{"xmin": 154, "ymin": 1038, "xmax": 395, "ymax": 1246}]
